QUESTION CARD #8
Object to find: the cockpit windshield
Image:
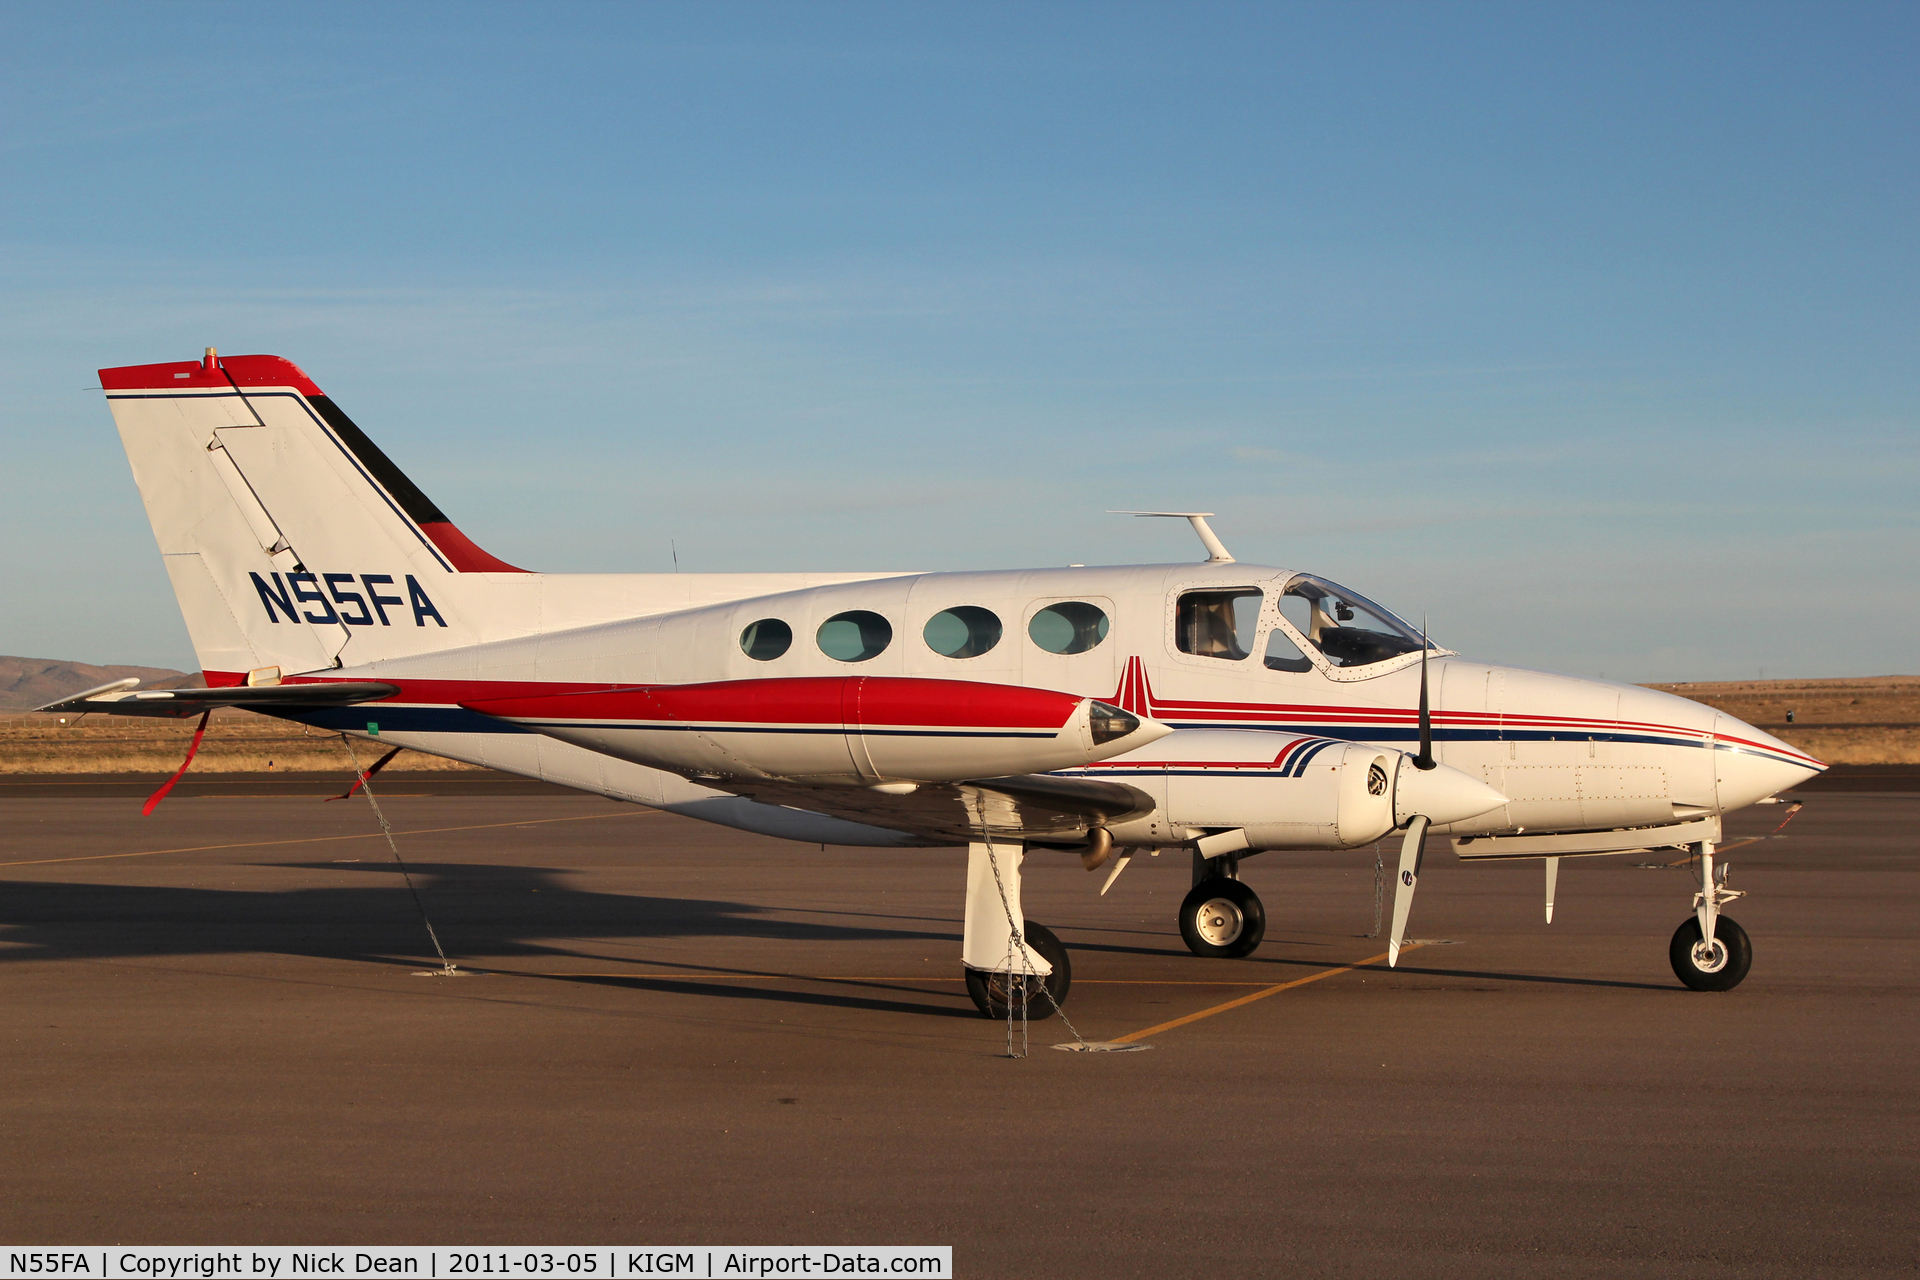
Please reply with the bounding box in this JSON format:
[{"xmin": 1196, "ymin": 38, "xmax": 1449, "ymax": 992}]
[{"xmin": 1277, "ymin": 574, "xmax": 1429, "ymax": 669}]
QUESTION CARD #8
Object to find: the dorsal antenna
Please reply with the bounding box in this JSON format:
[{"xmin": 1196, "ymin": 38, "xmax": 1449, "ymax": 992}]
[{"xmin": 1109, "ymin": 510, "xmax": 1235, "ymax": 563}]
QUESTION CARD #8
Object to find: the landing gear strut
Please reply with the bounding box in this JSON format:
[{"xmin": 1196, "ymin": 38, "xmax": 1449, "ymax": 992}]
[
  {"xmin": 1670, "ymin": 839, "xmax": 1752, "ymax": 991},
  {"xmin": 1179, "ymin": 854, "xmax": 1266, "ymax": 959},
  {"xmin": 961, "ymin": 841, "xmax": 1073, "ymax": 1018}
]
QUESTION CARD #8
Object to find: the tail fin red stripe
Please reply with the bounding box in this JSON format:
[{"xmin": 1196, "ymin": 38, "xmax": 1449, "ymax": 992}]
[{"xmin": 419, "ymin": 521, "xmax": 528, "ymax": 573}]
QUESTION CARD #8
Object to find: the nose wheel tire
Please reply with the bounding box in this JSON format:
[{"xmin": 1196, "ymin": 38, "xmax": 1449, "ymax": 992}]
[
  {"xmin": 1179, "ymin": 877, "xmax": 1266, "ymax": 959},
  {"xmin": 1669, "ymin": 915, "xmax": 1752, "ymax": 991},
  {"xmin": 965, "ymin": 921, "xmax": 1072, "ymax": 1019}
]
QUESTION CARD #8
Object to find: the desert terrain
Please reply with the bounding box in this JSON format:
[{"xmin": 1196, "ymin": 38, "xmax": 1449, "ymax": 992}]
[
  {"xmin": 1645, "ymin": 674, "xmax": 1920, "ymax": 764},
  {"xmin": 0, "ymin": 656, "xmax": 476, "ymax": 774}
]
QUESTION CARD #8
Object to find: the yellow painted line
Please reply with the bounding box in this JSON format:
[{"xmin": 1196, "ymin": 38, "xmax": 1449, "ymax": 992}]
[
  {"xmin": 0, "ymin": 808, "xmax": 659, "ymax": 867},
  {"xmin": 490, "ymin": 972, "xmax": 1287, "ymax": 984},
  {"xmin": 1062, "ymin": 979, "xmax": 1283, "ymax": 986},
  {"xmin": 500, "ymin": 972, "xmax": 968, "ymax": 982},
  {"xmin": 1110, "ymin": 943, "xmax": 1423, "ymax": 1044}
]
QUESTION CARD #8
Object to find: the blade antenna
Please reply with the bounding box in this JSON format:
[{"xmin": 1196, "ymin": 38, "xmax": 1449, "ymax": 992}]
[{"xmin": 1412, "ymin": 615, "xmax": 1436, "ymax": 771}]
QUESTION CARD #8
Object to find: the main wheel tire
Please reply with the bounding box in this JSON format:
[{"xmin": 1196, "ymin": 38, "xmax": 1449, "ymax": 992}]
[
  {"xmin": 965, "ymin": 921, "xmax": 1072, "ymax": 1019},
  {"xmin": 1179, "ymin": 877, "xmax": 1266, "ymax": 959},
  {"xmin": 1669, "ymin": 915, "xmax": 1752, "ymax": 991}
]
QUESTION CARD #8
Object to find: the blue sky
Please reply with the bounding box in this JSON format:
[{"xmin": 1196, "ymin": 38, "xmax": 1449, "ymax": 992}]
[{"xmin": 2, "ymin": 2, "xmax": 1913, "ymax": 680}]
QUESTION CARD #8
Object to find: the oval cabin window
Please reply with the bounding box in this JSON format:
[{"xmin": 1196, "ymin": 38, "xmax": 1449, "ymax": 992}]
[
  {"xmin": 923, "ymin": 606, "xmax": 1003, "ymax": 658},
  {"xmin": 1028, "ymin": 601, "xmax": 1110, "ymax": 655},
  {"xmin": 817, "ymin": 610, "xmax": 893, "ymax": 663},
  {"xmin": 739, "ymin": 618, "xmax": 793, "ymax": 661}
]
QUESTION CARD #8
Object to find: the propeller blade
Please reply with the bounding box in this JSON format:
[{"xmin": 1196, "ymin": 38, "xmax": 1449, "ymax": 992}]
[
  {"xmin": 1412, "ymin": 618, "xmax": 1436, "ymax": 771},
  {"xmin": 1388, "ymin": 814, "xmax": 1430, "ymax": 967},
  {"xmin": 1544, "ymin": 855, "xmax": 1560, "ymax": 924}
]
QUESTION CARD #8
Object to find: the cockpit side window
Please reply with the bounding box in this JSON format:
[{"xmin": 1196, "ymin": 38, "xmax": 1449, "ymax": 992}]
[
  {"xmin": 1277, "ymin": 593, "xmax": 1314, "ymax": 640},
  {"xmin": 1175, "ymin": 589, "xmax": 1261, "ymax": 661},
  {"xmin": 1280, "ymin": 574, "xmax": 1427, "ymax": 669},
  {"xmin": 1263, "ymin": 626, "xmax": 1313, "ymax": 672}
]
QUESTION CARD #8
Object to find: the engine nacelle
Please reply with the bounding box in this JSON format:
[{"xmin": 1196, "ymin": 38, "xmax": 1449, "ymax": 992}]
[{"xmin": 1080, "ymin": 729, "xmax": 1507, "ymax": 850}]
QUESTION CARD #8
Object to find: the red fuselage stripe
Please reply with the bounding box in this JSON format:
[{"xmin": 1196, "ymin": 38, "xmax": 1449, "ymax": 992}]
[
  {"xmin": 465, "ymin": 676, "xmax": 1081, "ymax": 730},
  {"xmin": 229, "ymin": 673, "xmax": 1083, "ymax": 732}
]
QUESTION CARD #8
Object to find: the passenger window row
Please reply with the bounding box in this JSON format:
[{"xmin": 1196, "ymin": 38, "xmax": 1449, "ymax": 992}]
[
  {"xmin": 738, "ymin": 577, "xmax": 1429, "ymax": 671},
  {"xmin": 740, "ymin": 602, "xmax": 1110, "ymax": 664}
]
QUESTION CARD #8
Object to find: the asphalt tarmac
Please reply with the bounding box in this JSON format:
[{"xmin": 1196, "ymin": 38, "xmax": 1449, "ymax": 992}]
[{"xmin": 1, "ymin": 774, "xmax": 1914, "ymax": 1278}]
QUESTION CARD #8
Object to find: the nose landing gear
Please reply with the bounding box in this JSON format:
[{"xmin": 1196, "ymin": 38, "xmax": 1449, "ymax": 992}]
[
  {"xmin": 1670, "ymin": 840, "xmax": 1752, "ymax": 991},
  {"xmin": 1670, "ymin": 915, "xmax": 1751, "ymax": 990},
  {"xmin": 1178, "ymin": 854, "xmax": 1267, "ymax": 959}
]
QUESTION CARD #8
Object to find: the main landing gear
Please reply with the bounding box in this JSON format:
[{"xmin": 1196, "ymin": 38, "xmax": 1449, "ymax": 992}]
[
  {"xmin": 962, "ymin": 841, "xmax": 1074, "ymax": 1020},
  {"xmin": 966, "ymin": 922, "xmax": 1071, "ymax": 1020},
  {"xmin": 1178, "ymin": 854, "xmax": 1267, "ymax": 959},
  {"xmin": 1670, "ymin": 839, "xmax": 1752, "ymax": 991}
]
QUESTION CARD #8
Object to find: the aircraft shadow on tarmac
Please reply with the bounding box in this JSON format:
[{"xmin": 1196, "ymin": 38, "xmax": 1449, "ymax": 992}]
[
  {"xmin": 0, "ymin": 860, "xmax": 1009, "ymax": 1018},
  {"xmin": 0, "ymin": 860, "xmax": 950, "ymax": 965},
  {"xmin": 0, "ymin": 860, "xmax": 1677, "ymax": 1008}
]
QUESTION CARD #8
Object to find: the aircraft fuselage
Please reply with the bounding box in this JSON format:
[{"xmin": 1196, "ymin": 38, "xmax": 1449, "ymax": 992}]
[{"xmin": 265, "ymin": 560, "xmax": 1817, "ymax": 849}]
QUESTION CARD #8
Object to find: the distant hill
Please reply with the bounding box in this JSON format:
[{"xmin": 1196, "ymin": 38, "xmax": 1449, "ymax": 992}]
[{"xmin": 0, "ymin": 656, "xmax": 203, "ymax": 710}]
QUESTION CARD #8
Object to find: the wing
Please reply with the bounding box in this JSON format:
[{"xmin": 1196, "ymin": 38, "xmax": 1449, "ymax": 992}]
[{"xmin": 711, "ymin": 771, "xmax": 1156, "ymax": 845}]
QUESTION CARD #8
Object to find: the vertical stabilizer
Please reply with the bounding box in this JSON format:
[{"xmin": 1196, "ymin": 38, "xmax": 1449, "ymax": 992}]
[{"xmin": 101, "ymin": 351, "xmax": 528, "ymax": 681}]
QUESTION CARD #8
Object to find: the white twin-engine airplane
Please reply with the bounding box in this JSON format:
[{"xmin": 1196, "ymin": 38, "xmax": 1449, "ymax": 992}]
[{"xmin": 48, "ymin": 350, "xmax": 1824, "ymax": 1018}]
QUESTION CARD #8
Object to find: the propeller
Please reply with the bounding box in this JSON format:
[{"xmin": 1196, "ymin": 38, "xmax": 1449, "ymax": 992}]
[
  {"xmin": 1391, "ymin": 618, "xmax": 1437, "ymax": 964},
  {"xmin": 1387, "ymin": 814, "xmax": 1428, "ymax": 967},
  {"xmin": 1411, "ymin": 617, "xmax": 1436, "ymax": 772}
]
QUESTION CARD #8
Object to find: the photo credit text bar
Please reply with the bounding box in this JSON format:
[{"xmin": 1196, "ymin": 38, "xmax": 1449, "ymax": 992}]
[{"xmin": 3, "ymin": 1251, "xmax": 951, "ymax": 1280}]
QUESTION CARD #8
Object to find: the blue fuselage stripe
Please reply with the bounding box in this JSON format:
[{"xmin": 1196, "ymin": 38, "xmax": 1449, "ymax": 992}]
[
  {"xmin": 275, "ymin": 706, "xmax": 1057, "ymax": 740},
  {"xmin": 1174, "ymin": 722, "xmax": 1699, "ymax": 750},
  {"xmin": 279, "ymin": 706, "xmax": 526, "ymax": 734}
]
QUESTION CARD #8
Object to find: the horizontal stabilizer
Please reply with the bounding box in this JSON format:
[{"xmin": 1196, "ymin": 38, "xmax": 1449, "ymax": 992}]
[{"xmin": 38, "ymin": 679, "xmax": 399, "ymax": 718}]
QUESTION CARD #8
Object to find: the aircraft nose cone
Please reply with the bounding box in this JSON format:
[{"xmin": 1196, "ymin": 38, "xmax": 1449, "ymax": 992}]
[
  {"xmin": 1396, "ymin": 759, "xmax": 1509, "ymax": 827},
  {"xmin": 1713, "ymin": 712, "xmax": 1825, "ymax": 810}
]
